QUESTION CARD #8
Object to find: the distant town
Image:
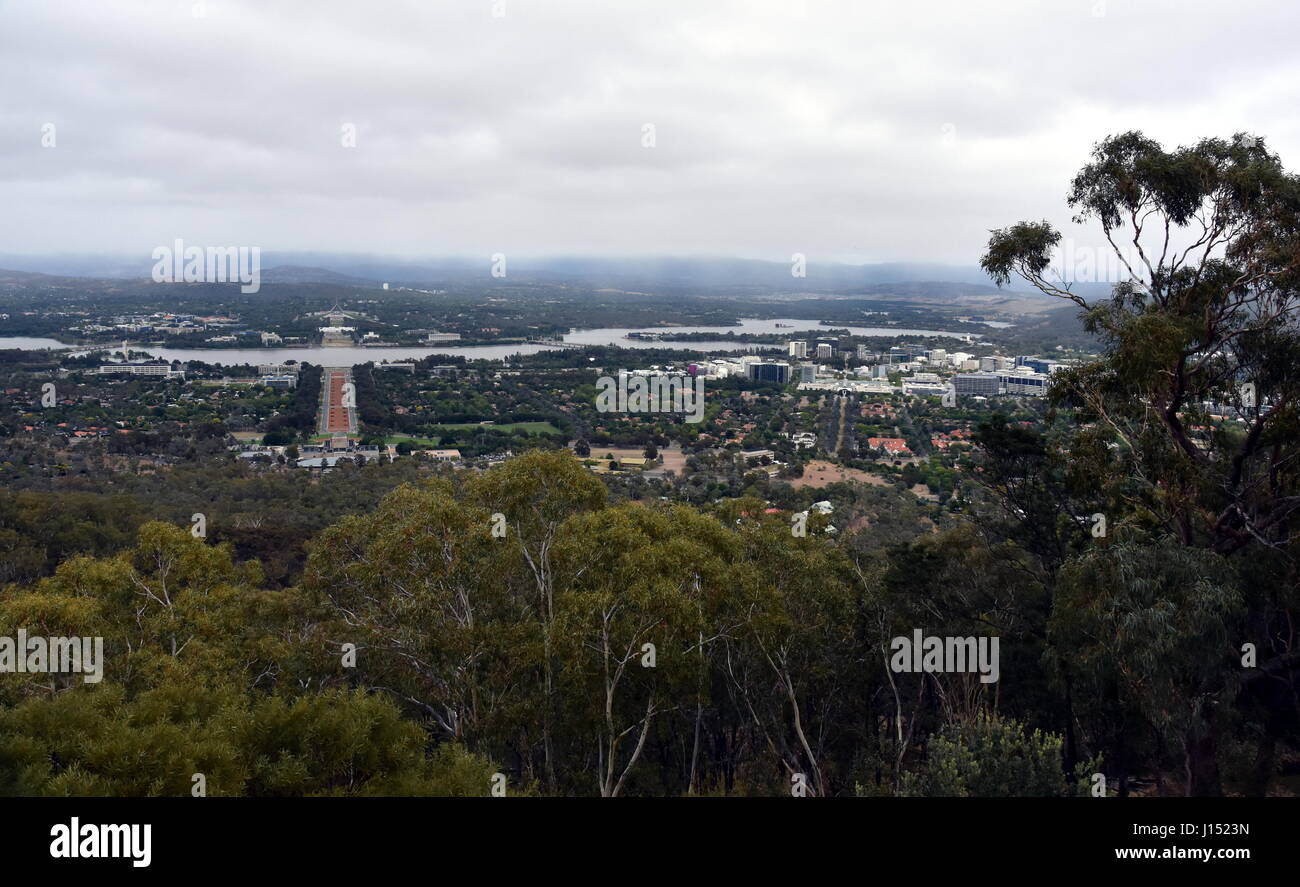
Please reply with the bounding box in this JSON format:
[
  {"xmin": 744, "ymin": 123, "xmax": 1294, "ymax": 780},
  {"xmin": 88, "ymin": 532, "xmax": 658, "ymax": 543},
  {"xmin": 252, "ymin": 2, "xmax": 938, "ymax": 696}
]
[{"xmin": 0, "ymin": 283, "xmax": 1099, "ymax": 494}]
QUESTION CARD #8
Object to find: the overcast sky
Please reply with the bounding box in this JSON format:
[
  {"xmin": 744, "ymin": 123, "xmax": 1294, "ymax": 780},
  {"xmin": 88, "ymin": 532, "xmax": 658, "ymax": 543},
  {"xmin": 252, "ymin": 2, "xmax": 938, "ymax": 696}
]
[{"xmin": 2, "ymin": 0, "xmax": 1298, "ymax": 266}]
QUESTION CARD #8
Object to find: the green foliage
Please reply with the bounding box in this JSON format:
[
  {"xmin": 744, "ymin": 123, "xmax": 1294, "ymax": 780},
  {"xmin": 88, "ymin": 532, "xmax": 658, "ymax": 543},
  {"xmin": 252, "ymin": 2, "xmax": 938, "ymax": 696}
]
[
  {"xmin": 0, "ymin": 683, "xmax": 497, "ymax": 797},
  {"xmin": 981, "ymin": 130, "xmax": 1300, "ymax": 795},
  {"xmin": 899, "ymin": 714, "xmax": 1085, "ymax": 797}
]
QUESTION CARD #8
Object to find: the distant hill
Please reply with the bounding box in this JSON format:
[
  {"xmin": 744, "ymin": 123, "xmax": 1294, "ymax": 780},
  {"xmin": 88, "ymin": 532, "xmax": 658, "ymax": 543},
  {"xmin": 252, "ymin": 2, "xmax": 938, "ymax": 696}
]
[
  {"xmin": 257, "ymin": 265, "xmax": 379, "ymax": 286},
  {"xmin": 0, "ymin": 253, "xmax": 1116, "ymax": 301},
  {"xmin": 266, "ymin": 254, "xmax": 1031, "ymax": 292}
]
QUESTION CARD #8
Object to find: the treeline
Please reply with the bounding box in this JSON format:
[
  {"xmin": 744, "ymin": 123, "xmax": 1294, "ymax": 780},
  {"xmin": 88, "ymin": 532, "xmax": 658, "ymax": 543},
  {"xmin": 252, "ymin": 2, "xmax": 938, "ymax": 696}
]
[
  {"xmin": 2, "ymin": 416, "xmax": 1289, "ymax": 795},
  {"xmin": 5, "ymin": 446, "xmax": 1289, "ymax": 796},
  {"xmin": 0, "ymin": 456, "xmax": 429, "ymax": 588},
  {"xmin": 0, "ymin": 452, "xmax": 1080, "ymax": 796},
  {"xmin": 263, "ymin": 363, "xmax": 321, "ymax": 436}
]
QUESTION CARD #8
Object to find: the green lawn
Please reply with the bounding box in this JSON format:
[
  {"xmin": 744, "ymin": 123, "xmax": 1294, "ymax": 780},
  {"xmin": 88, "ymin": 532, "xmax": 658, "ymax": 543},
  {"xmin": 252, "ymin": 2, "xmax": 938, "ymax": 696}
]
[
  {"xmin": 384, "ymin": 434, "xmax": 442, "ymax": 447},
  {"xmin": 307, "ymin": 433, "xmax": 444, "ymax": 446},
  {"xmin": 429, "ymin": 421, "xmax": 562, "ymax": 435},
  {"xmin": 305, "ymin": 422, "xmax": 560, "ymax": 445}
]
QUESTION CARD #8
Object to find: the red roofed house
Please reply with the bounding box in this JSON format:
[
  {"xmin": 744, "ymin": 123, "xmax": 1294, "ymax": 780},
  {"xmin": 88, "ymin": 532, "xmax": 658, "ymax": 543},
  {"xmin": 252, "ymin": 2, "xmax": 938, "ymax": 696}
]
[{"xmin": 866, "ymin": 437, "xmax": 911, "ymax": 456}]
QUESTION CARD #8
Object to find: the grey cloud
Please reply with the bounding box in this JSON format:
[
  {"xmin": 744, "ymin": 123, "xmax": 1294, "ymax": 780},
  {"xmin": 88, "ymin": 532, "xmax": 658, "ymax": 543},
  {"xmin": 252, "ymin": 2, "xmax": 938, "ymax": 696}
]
[{"xmin": 1, "ymin": 0, "xmax": 1298, "ymax": 264}]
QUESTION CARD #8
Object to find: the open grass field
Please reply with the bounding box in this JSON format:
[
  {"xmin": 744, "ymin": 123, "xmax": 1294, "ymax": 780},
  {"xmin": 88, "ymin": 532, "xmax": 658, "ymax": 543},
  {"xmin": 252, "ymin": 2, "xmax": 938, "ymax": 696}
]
[
  {"xmin": 384, "ymin": 434, "xmax": 442, "ymax": 447},
  {"xmin": 577, "ymin": 445, "xmax": 687, "ymax": 474},
  {"xmin": 430, "ymin": 421, "xmax": 562, "ymax": 435},
  {"xmin": 790, "ymin": 460, "xmax": 892, "ymax": 489}
]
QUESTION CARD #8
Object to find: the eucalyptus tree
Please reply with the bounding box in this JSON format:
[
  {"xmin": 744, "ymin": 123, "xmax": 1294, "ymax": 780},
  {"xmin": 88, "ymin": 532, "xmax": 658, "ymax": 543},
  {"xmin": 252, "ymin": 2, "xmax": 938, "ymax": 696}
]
[
  {"xmin": 302, "ymin": 480, "xmax": 526, "ymax": 755},
  {"xmin": 982, "ymin": 131, "xmax": 1300, "ymax": 556},
  {"xmin": 982, "ymin": 131, "xmax": 1300, "ymax": 794},
  {"xmin": 551, "ymin": 504, "xmax": 727, "ymax": 796},
  {"xmin": 465, "ymin": 450, "xmax": 607, "ymax": 789}
]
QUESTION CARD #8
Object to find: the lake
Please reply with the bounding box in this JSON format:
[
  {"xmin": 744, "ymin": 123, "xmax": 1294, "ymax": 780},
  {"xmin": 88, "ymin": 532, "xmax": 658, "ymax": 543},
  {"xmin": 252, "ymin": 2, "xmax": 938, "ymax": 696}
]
[
  {"xmin": 0, "ymin": 318, "xmax": 975, "ymax": 367},
  {"xmin": 0, "ymin": 336, "xmax": 70, "ymax": 350}
]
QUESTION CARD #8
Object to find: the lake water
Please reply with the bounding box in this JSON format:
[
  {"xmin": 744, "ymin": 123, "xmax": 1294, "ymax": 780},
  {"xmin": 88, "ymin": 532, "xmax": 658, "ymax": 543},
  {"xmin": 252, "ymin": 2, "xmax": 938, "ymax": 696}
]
[
  {"xmin": 0, "ymin": 336, "xmax": 69, "ymax": 350},
  {"xmin": 0, "ymin": 318, "xmax": 975, "ymax": 367}
]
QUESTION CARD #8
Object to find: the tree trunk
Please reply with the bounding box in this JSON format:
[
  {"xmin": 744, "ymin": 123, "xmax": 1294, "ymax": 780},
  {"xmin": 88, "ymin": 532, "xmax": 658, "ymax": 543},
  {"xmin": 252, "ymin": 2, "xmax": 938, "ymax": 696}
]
[
  {"xmin": 1245, "ymin": 736, "xmax": 1275, "ymax": 797},
  {"xmin": 1184, "ymin": 714, "xmax": 1222, "ymax": 797}
]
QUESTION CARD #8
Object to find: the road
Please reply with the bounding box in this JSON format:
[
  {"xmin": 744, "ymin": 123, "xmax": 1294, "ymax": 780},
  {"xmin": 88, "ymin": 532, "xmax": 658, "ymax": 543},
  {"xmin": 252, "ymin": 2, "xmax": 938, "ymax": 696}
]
[{"xmin": 318, "ymin": 367, "xmax": 358, "ymax": 436}]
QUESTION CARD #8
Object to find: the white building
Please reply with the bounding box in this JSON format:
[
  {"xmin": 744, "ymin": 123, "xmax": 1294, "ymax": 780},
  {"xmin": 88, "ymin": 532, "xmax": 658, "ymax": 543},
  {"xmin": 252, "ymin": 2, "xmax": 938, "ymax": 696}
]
[
  {"xmin": 96, "ymin": 364, "xmax": 185, "ymax": 379},
  {"xmin": 799, "ymin": 378, "xmax": 897, "ymax": 395},
  {"xmin": 320, "ymin": 326, "xmax": 355, "ymax": 346},
  {"xmin": 260, "ymin": 374, "xmax": 297, "ymax": 389}
]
